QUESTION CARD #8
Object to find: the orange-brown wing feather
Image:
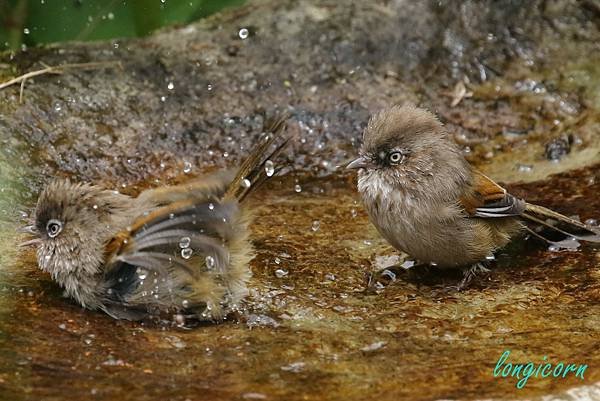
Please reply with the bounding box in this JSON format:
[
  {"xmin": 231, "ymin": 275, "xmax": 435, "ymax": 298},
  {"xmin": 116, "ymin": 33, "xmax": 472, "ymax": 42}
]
[
  {"xmin": 460, "ymin": 170, "xmax": 525, "ymax": 218},
  {"xmin": 460, "ymin": 170, "xmax": 507, "ymax": 214},
  {"xmin": 104, "ymin": 198, "xmax": 231, "ymax": 266}
]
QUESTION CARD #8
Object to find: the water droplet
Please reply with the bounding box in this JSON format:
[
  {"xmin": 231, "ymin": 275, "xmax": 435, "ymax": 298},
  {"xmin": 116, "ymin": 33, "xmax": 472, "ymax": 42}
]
[
  {"xmin": 107, "ymin": 12, "xmax": 114, "ymax": 20},
  {"xmin": 23, "ymin": 28, "xmax": 30, "ymax": 35},
  {"xmin": 294, "ymin": 184, "xmax": 302, "ymax": 193},
  {"xmin": 181, "ymin": 248, "xmax": 193, "ymax": 259},
  {"xmin": 242, "ymin": 392, "xmax": 267, "ymax": 400},
  {"xmin": 208, "ymin": 203, "xmax": 215, "ymax": 210},
  {"xmin": 274, "ymin": 257, "xmax": 281, "ymax": 264},
  {"xmin": 182, "ymin": 299, "xmax": 189, "ymax": 307},
  {"xmin": 205, "ymin": 255, "xmax": 215, "ymax": 269},
  {"xmin": 238, "ymin": 28, "xmax": 249, "ymax": 39},
  {"xmin": 183, "ymin": 161, "xmax": 192, "ymax": 173},
  {"xmin": 311, "ymin": 220, "xmax": 320, "ymax": 231},
  {"xmin": 137, "ymin": 268, "xmax": 148, "ymax": 280},
  {"xmin": 275, "ymin": 269, "xmax": 288, "ymax": 278},
  {"xmin": 485, "ymin": 254, "xmax": 496, "ymax": 261},
  {"xmin": 53, "ymin": 102, "xmax": 62, "ymax": 112},
  {"xmin": 92, "ymin": 204, "xmax": 98, "ymax": 210},
  {"xmin": 265, "ymin": 160, "xmax": 275, "ymax": 177},
  {"xmin": 167, "ymin": 82, "xmax": 174, "ymax": 90},
  {"xmin": 207, "ymin": 83, "xmax": 213, "ymax": 91},
  {"xmin": 585, "ymin": 218, "xmax": 598, "ymax": 227},
  {"xmin": 325, "ymin": 273, "xmax": 335, "ymax": 281},
  {"xmin": 360, "ymin": 341, "xmax": 387, "ymax": 352},
  {"xmin": 351, "ymin": 208, "xmax": 357, "ymax": 218},
  {"xmin": 281, "ymin": 361, "xmax": 305, "ymax": 372},
  {"xmin": 160, "ymin": 96, "xmax": 166, "ymax": 102},
  {"xmin": 548, "ymin": 244, "xmax": 560, "ymax": 252},
  {"xmin": 174, "ymin": 314, "xmax": 186, "ymax": 326},
  {"xmin": 516, "ymin": 163, "xmax": 533, "ymax": 173},
  {"xmin": 241, "ymin": 178, "xmax": 251, "ymax": 188},
  {"xmin": 58, "ymin": 323, "xmax": 66, "ymax": 330},
  {"xmin": 179, "ymin": 236, "xmax": 191, "ymax": 249}
]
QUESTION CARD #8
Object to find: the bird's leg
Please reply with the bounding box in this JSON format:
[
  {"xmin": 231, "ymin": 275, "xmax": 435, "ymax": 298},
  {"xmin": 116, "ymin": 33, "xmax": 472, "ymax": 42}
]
[
  {"xmin": 366, "ymin": 265, "xmax": 404, "ymax": 292},
  {"xmin": 365, "ymin": 262, "xmax": 432, "ymax": 293},
  {"xmin": 455, "ymin": 262, "xmax": 490, "ymax": 291}
]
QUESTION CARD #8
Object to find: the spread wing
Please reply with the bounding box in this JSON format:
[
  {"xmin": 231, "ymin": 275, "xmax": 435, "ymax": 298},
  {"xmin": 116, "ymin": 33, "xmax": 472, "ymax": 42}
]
[
  {"xmin": 101, "ymin": 196, "xmax": 242, "ymax": 320},
  {"xmin": 459, "ymin": 170, "xmax": 526, "ymax": 218},
  {"xmin": 134, "ymin": 170, "xmax": 235, "ymax": 207}
]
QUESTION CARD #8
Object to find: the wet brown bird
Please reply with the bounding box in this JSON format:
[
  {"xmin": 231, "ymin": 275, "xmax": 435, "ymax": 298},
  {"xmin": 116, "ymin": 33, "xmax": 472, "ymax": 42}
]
[
  {"xmin": 348, "ymin": 105, "xmax": 600, "ymax": 288},
  {"xmin": 21, "ymin": 116, "xmax": 290, "ymax": 321}
]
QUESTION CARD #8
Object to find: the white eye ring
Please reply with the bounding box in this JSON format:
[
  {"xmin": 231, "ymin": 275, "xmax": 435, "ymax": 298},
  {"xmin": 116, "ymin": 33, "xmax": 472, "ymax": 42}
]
[
  {"xmin": 46, "ymin": 219, "xmax": 63, "ymax": 238},
  {"xmin": 388, "ymin": 151, "xmax": 404, "ymax": 164}
]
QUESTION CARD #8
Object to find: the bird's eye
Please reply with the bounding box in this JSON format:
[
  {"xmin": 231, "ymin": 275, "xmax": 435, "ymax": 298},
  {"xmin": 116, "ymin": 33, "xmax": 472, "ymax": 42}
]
[
  {"xmin": 388, "ymin": 151, "xmax": 404, "ymax": 164},
  {"xmin": 46, "ymin": 219, "xmax": 63, "ymax": 238}
]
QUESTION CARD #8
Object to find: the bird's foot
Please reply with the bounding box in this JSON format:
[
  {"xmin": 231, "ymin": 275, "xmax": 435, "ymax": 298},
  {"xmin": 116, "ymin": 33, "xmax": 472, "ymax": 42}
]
[
  {"xmin": 452, "ymin": 262, "xmax": 491, "ymax": 291},
  {"xmin": 365, "ymin": 263, "xmax": 434, "ymax": 293},
  {"xmin": 365, "ymin": 265, "xmax": 405, "ymax": 293}
]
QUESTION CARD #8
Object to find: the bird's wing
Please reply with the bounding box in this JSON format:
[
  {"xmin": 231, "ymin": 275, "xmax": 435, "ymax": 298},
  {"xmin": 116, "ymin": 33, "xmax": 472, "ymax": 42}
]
[
  {"xmin": 459, "ymin": 170, "xmax": 526, "ymax": 218},
  {"xmin": 101, "ymin": 198, "xmax": 241, "ymax": 319},
  {"xmin": 459, "ymin": 170, "xmax": 600, "ymax": 244},
  {"xmin": 134, "ymin": 170, "xmax": 234, "ymax": 207}
]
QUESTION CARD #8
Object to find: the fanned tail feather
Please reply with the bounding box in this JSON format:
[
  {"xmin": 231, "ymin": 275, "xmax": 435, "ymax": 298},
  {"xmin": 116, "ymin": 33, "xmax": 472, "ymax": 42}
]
[
  {"xmin": 223, "ymin": 113, "xmax": 290, "ymax": 202},
  {"xmin": 522, "ymin": 203, "xmax": 600, "ymax": 243}
]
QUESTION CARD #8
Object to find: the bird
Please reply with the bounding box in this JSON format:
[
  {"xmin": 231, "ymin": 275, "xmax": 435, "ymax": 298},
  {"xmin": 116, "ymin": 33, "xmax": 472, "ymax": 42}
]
[
  {"xmin": 347, "ymin": 104, "xmax": 600, "ymax": 289},
  {"xmin": 20, "ymin": 115, "xmax": 290, "ymax": 321}
]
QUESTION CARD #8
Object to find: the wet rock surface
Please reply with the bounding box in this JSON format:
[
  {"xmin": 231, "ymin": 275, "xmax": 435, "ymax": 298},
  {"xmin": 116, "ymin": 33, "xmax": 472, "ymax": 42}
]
[{"xmin": 0, "ymin": 0, "xmax": 599, "ymax": 400}]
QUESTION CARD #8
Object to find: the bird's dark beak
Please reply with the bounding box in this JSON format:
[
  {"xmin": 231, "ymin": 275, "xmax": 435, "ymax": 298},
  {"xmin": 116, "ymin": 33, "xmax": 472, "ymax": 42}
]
[
  {"xmin": 19, "ymin": 225, "xmax": 37, "ymax": 235},
  {"xmin": 19, "ymin": 238, "xmax": 41, "ymax": 248},
  {"xmin": 346, "ymin": 156, "xmax": 370, "ymax": 170},
  {"xmin": 18, "ymin": 225, "xmax": 41, "ymax": 248}
]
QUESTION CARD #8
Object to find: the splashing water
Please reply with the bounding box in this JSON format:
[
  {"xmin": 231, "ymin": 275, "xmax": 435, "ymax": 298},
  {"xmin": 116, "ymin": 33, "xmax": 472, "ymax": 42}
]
[
  {"xmin": 265, "ymin": 160, "xmax": 275, "ymax": 177},
  {"xmin": 205, "ymin": 255, "xmax": 215, "ymax": 270},
  {"xmin": 275, "ymin": 269, "xmax": 288, "ymax": 278},
  {"xmin": 179, "ymin": 237, "xmax": 191, "ymax": 249},
  {"xmin": 238, "ymin": 28, "xmax": 249, "ymax": 39},
  {"xmin": 181, "ymin": 248, "xmax": 193, "ymax": 259}
]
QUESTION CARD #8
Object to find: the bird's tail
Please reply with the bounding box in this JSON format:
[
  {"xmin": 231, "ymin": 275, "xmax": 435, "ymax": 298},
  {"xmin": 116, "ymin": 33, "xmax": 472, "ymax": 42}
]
[
  {"xmin": 521, "ymin": 203, "xmax": 600, "ymax": 246},
  {"xmin": 223, "ymin": 113, "xmax": 291, "ymax": 203}
]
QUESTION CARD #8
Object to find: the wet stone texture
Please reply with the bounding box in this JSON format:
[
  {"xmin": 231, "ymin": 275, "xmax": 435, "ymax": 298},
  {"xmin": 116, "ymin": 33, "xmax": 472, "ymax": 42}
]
[{"xmin": 1, "ymin": 0, "xmax": 600, "ymax": 400}]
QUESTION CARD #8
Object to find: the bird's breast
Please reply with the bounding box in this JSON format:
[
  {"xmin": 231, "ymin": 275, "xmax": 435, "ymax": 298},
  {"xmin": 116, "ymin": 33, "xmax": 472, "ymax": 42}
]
[{"xmin": 358, "ymin": 179, "xmax": 480, "ymax": 267}]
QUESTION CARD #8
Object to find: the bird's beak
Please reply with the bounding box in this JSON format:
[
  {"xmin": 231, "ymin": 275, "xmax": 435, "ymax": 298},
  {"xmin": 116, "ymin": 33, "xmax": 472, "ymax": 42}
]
[
  {"xmin": 19, "ymin": 238, "xmax": 41, "ymax": 248},
  {"xmin": 346, "ymin": 156, "xmax": 370, "ymax": 170},
  {"xmin": 18, "ymin": 225, "xmax": 41, "ymax": 248},
  {"xmin": 19, "ymin": 225, "xmax": 37, "ymax": 234}
]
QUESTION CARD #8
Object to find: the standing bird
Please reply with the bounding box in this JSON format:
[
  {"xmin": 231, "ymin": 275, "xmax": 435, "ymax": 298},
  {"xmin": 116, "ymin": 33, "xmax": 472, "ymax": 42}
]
[
  {"xmin": 21, "ymin": 115, "xmax": 290, "ymax": 321},
  {"xmin": 347, "ymin": 105, "xmax": 600, "ymax": 289}
]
